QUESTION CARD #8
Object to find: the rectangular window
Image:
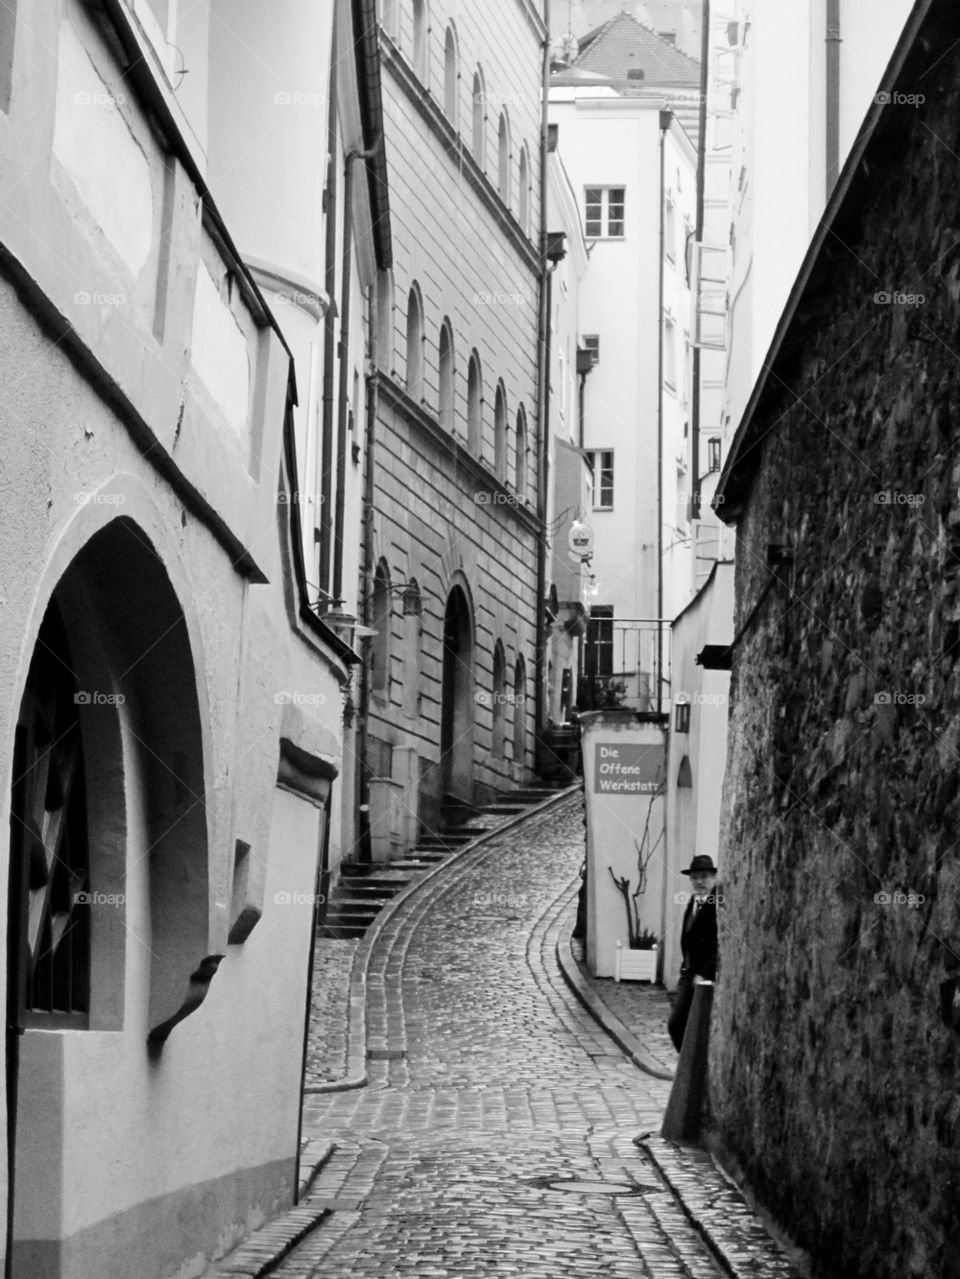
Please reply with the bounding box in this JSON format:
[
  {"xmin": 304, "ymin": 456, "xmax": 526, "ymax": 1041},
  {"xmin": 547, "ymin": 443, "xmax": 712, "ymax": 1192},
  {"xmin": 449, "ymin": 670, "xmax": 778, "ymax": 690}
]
[
  {"xmin": 584, "ymin": 187, "xmax": 625, "ymax": 239},
  {"xmin": 586, "ymin": 606, "xmax": 614, "ymax": 678},
  {"xmin": 664, "ymin": 318, "xmax": 677, "ymax": 389},
  {"xmin": 588, "ymin": 450, "xmax": 614, "ymax": 509},
  {"xmin": 707, "ymin": 437, "xmax": 722, "ymax": 471}
]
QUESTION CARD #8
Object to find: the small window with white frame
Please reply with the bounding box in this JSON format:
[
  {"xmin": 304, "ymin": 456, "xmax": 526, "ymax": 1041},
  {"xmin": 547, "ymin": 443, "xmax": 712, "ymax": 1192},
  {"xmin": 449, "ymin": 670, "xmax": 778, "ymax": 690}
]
[
  {"xmin": 588, "ymin": 449, "xmax": 614, "ymax": 509},
  {"xmin": 584, "ymin": 187, "xmax": 625, "ymax": 239},
  {"xmin": 707, "ymin": 436, "xmax": 722, "ymax": 471}
]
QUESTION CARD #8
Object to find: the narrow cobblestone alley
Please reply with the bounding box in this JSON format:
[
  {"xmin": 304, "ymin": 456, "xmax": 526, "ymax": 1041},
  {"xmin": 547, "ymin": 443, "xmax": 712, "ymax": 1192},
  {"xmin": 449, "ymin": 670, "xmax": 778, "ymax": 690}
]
[{"xmin": 277, "ymin": 797, "xmax": 726, "ymax": 1278}]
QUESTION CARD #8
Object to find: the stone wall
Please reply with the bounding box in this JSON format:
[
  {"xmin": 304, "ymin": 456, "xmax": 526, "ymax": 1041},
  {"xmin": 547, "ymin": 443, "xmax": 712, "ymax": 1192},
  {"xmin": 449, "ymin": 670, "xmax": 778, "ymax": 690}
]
[{"xmin": 711, "ymin": 15, "xmax": 960, "ymax": 1279}]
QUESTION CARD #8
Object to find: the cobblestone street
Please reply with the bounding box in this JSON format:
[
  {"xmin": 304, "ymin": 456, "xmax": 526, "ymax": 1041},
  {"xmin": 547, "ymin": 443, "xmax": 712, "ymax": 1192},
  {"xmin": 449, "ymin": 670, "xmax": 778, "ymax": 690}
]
[{"xmin": 281, "ymin": 797, "xmax": 727, "ymax": 1278}]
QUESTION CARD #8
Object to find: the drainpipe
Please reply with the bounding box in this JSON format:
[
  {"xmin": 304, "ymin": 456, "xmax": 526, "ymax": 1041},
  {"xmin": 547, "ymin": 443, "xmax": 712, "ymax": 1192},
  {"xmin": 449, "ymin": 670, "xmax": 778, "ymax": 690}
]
[
  {"xmin": 826, "ymin": 0, "xmax": 841, "ymax": 198},
  {"xmin": 657, "ymin": 111, "xmax": 670, "ymax": 717},
  {"xmin": 534, "ymin": 3, "xmax": 551, "ymax": 772},
  {"xmin": 356, "ymin": 324, "xmax": 377, "ymax": 865},
  {"xmin": 319, "ymin": 32, "xmax": 338, "ymax": 598},
  {"xmin": 690, "ymin": 0, "xmax": 710, "ymax": 523},
  {"xmin": 333, "ymin": 137, "xmax": 381, "ymax": 606}
]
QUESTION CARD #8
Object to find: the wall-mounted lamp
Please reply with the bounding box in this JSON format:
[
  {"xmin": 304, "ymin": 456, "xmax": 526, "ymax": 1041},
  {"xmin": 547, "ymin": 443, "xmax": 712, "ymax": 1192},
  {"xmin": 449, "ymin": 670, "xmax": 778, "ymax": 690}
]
[
  {"xmin": 696, "ymin": 645, "xmax": 732, "ymax": 671},
  {"xmin": 323, "ymin": 611, "xmax": 379, "ymax": 644},
  {"xmin": 388, "ymin": 582, "xmax": 424, "ymax": 616},
  {"xmin": 674, "ymin": 699, "xmax": 691, "ymax": 733}
]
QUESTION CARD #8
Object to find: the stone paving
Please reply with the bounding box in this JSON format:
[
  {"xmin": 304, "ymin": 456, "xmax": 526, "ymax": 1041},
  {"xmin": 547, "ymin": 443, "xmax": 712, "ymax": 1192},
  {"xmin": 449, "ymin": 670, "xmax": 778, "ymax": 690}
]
[
  {"xmin": 274, "ymin": 797, "xmax": 724, "ymax": 1278},
  {"xmin": 206, "ymin": 794, "xmax": 805, "ymax": 1279},
  {"xmin": 306, "ymin": 938, "xmax": 359, "ymax": 1087}
]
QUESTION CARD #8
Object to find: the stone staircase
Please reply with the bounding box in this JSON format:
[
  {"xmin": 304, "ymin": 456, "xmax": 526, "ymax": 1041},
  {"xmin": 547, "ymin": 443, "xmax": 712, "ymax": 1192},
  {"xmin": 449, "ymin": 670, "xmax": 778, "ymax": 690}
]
[{"xmin": 317, "ymin": 786, "xmax": 559, "ymax": 939}]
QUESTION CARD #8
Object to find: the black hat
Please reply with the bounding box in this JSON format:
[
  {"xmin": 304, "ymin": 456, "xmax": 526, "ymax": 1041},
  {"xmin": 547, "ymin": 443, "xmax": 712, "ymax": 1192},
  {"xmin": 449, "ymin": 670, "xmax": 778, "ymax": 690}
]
[{"xmin": 681, "ymin": 855, "xmax": 717, "ymax": 875}]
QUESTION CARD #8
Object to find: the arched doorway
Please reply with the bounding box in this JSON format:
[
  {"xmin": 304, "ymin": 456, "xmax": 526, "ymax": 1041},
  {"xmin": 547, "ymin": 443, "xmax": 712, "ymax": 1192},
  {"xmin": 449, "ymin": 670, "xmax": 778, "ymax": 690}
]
[
  {"xmin": 6, "ymin": 517, "xmax": 208, "ymax": 1275},
  {"xmin": 513, "ymin": 655, "xmax": 527, "ymax": 775},
  {"xmin": 440, "ymin": 585, "xmax": 474, "ymax": 803}
]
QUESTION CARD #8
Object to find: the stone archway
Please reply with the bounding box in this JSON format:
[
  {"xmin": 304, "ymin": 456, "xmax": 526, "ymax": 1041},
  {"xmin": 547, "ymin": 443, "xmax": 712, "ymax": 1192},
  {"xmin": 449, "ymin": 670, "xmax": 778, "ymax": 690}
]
[
  {"xmin": 6, "ymin": 517, "xmax": 209, "ymax": 1276},
  {"xmin": 439, "ymin": 584, "xmax": 474, "ymax": 804}
]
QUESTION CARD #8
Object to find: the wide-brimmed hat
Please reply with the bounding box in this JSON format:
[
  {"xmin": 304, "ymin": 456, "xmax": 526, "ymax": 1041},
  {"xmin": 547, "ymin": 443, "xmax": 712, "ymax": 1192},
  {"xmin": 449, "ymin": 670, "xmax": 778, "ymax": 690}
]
[{"xmin": 681, "ymin": 855, "xmax": 717, "ymax": 876}]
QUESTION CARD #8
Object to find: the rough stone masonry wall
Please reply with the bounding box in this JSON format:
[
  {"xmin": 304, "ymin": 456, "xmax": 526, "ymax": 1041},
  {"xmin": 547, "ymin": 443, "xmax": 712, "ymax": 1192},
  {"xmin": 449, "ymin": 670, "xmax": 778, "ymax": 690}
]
[{"xmin": 710, "ymin": 34, "xmax": 960, "ymax": 1279}]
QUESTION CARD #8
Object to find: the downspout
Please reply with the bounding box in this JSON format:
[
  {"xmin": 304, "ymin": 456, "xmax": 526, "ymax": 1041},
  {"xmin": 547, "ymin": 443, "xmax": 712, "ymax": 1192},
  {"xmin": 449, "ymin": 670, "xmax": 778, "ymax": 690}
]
[
  {"xmin": 657, "ymin": 111, "xmax": 670, "ymax": 717},
  {"xmin": 357, "ymin": 304, "xmax": 377, "ymax": 865},
  {"xmin": 690, "ymin": 0, "xmax": 710, "ymax": 523},
  {"xmin": 319, "ymin": 31, "xmax": 339, "ymax": 598},
  {"xmin": 333, "ymin": 137, "xmax": 381, "ymax": 606},
  {"xmin": 826, "ymin": 0, "xmax": 841, "ymax": 198},
  {"xmin": 534, "ymin": 3, "xmax": 551, "ymax": 773}
]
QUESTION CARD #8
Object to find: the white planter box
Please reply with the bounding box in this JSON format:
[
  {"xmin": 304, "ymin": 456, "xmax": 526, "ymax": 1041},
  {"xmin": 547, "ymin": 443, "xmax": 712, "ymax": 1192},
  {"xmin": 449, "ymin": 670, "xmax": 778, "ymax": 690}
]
[{"xmin": 614, "ymin": 942, "xmax": 658, "ymax": 983}]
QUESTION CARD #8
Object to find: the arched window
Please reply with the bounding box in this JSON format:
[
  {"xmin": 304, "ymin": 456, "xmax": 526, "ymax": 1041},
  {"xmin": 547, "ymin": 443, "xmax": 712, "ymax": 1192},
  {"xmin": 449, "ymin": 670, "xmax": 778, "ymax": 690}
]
[
  {"xmin": 467, "ymin": 351, "xmax": 482, "ymax": 453},
  {"xmin": 471, "ymin": 70, "xmax": 486, "ymax": 166},
  {"xmin": 444, "ymin": 25, "xmax": 458, "ymax": 125},
  {"xmin": 497, "ymin": 111, "xmax": 511, "ymax": 204},
  {"xmin": 371, "ymin": 560, "xmax": 391, "ymax": 698},
  {"xmin": 514, "ymin": 405, "xmax": 528, "ymax": 498},
  {"xmin": 518, "ymin": 145, "xmax": 530, "ymax": 233},
  {"xmin": 412, "ymin": 0, "xmax": 428, "ymax": 81},
  {"xmin": 405, "ymin": 284, "xmax": 424, "ymax": 399},
  {"xmin": 512, "ymin": 655, "xmax": 526, "ymax": 768},
  {"xmin": 494, "ymin": 382, "xmax": 508, "ymax": 481},
  {"xmin": 376, "ymin": 269, "xmax": 394, "ymax": 371},
  {"xmin": 439, "ymin": 320, "xmax": 455, "ymax": 431},
  {"xmin": 401, "ymin": 577, "xmax": 423, "ymax": 717},
  {"xmin": 492, "ymin": 641, "xmax": 507, "ymax": 757}
]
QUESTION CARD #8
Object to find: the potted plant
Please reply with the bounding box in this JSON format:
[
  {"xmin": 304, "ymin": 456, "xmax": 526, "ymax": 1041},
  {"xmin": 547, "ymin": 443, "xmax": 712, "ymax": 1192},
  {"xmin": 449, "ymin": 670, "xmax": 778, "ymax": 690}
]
[
  {"xmin": 615, "ymin": 932, "xmax": 658, "ymax": 982},
  {"xmin": 608, "ymin": 774, "xmax": 665, "ymax": 982}
]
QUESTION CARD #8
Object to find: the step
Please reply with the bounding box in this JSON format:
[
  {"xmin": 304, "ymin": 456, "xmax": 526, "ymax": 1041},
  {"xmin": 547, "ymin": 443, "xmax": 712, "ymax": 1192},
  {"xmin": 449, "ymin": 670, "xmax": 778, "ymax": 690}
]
[
  {"xmin": 316, "ymin": 922, "xmax": 368, "ymax": 939},
  {"xmin": 337, "ymin": 880, "xmax": 396, "ymax": 897}
]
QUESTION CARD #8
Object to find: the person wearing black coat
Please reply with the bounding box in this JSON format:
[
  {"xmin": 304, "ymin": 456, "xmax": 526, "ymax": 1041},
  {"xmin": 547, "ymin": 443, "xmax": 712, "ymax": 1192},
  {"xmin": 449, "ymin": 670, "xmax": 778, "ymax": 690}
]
[{"xmin": 667, "ymin": 855, "xmax": 719, "ymax": 1051}]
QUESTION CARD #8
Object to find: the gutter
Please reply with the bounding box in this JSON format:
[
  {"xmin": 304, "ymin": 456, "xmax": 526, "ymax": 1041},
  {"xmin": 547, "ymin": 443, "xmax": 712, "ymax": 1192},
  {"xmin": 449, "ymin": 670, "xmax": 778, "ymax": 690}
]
[
  {"xmin": 657, "ymin": 110, "xmax": 670, "ymax": 716},
  {"xmin": 826, "ymin": 0, "xmax": 842, "ymax": 198},
  {"xmin": 534, "ymin": 0, "xmax": 552, "ymax": 770},
  {"xmin": 319, "ymin": 29, "xmax": 339, "ymax": 597},
  {"xmin": 690, "ymin": 0, "xmax": 710, "ymax": 521}
]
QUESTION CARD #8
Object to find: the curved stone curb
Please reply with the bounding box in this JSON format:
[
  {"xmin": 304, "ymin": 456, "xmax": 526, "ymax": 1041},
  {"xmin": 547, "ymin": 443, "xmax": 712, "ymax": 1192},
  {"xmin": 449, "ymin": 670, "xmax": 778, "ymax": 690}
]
[
  {"xmin": 304, "ymin": 785, "xmax": 582, "ymax": 1093},
  {"xmin": 640, "ymin": 1137, "xmax": 807, "ymax": 1279},
  {"xmin": 553, "ymin": 900, "xmax": 676, "ymax": 1082}
]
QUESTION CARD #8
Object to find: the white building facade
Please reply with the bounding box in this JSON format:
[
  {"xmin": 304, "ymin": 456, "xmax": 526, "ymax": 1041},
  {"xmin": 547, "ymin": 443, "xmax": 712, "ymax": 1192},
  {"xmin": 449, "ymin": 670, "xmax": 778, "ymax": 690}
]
[{"xmin": 549, "ymin": 81, "xmax": 698, "ymax": 717}]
